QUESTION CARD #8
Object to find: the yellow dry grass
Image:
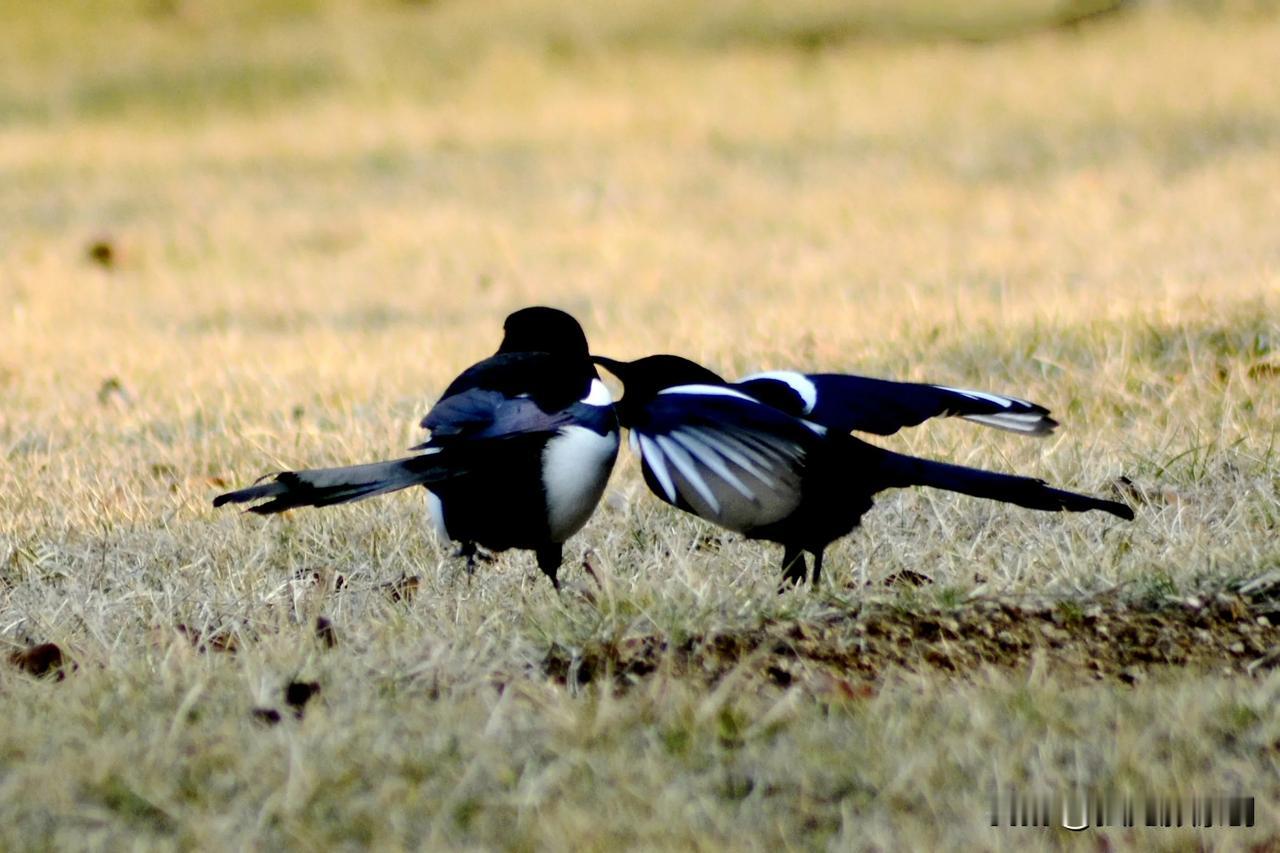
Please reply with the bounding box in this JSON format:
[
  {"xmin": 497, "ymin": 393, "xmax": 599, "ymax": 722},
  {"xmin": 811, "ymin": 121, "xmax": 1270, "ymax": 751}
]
[{"xmin": 2, "ymin": 1, "xmax": 1279, "ymax": 848}]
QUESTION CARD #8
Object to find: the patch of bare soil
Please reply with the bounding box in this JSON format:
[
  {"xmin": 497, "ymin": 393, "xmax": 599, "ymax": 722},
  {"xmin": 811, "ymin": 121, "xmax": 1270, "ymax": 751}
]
[{"xmin": 543, "ymin": 581, "xmax": 1280, "ymax": 692}]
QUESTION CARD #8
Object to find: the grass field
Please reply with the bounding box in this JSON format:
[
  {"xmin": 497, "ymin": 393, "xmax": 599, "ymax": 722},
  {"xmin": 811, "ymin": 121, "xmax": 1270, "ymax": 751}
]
[{"xmin": 3, "ymin": 0, "xmax": 1280, "ymax": 848}]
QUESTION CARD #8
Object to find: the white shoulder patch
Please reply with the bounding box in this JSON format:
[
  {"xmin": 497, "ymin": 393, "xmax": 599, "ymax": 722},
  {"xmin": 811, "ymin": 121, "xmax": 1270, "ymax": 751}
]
[
  {"xmin": 739, "ymin": 370, "xmax": 817, "ymax": 413},
  {"xmin": 581, "ymin": 378, "xmax": 613, "ymax": 407},
  {"xmin": 659, "ymin": 384, "xmax": 758, "ymax": 403}
]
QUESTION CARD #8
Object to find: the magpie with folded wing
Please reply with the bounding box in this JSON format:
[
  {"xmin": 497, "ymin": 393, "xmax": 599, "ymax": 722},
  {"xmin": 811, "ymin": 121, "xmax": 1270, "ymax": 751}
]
[
  {"xmin": 214, "ymin": 307, "xmax": 620, "ymax": 589},
  {"xmin": 593, "ymin": 354, "xmax": 1132, "ymax": 587}
]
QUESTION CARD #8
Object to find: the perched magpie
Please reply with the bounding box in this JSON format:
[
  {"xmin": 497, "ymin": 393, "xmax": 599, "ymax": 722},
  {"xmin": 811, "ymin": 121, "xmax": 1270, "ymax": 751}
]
[
  {"xmin": 214, "ymin": 307, "xmax": 620, "ymax": 589},
  {"xmin": 593, "ymin": 354, "xmax": 1133, "ymax": 586}
]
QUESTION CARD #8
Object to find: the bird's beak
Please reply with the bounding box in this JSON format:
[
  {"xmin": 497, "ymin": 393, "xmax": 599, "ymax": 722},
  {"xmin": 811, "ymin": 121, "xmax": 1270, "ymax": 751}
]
[{"xmin": 590, "ymin": 355, "xmax": 628, "ymax": 380}]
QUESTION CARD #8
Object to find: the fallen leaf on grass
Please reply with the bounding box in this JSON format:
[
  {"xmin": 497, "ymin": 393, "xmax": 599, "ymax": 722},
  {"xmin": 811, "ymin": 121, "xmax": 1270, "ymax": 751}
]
[
  {"xmin": 823, "ymin": 675, "xmax": 876, "ymax": 702},
  {"xmin": 383, "ymin": 573, "xmax": 419, "ymax": 602},
  {"xmin": 8, "ymin": 643, "xmax": 66, "ymax": 679},
  {"xmin": 97, "ymin": 377, "xmax": 133, "ymax": 408},
  {"xmin": 765, "ymin": 665, "xmax": 792, "ymax": 687},
  {"xmin": 175, "ymin": 624, "xmax": 239, "ymax": 654},
  {"xmin": 295, "ymin": 568, "xmax": 347, "ymax": 593},
  {"xmin": 315, "ymin": 616, "xmax": 339, "ymax": 648},
  {"xmin": 284, "ymin": 681, "xmax": 321, "ymax": 718},
  {"xmin": 1112, "ymin": 475, "xmax": 1183, "ymax": 507},
  {"xmin": 251, "ymin": 708, "xmax": 282, "ymax": 726},
  {"xmin": 884, "ymin": 569, "xmax": 933, "ymax": 588},
  {"xmin": 85, "ymin": 235, "xmax": 118, "ymax": 269}
]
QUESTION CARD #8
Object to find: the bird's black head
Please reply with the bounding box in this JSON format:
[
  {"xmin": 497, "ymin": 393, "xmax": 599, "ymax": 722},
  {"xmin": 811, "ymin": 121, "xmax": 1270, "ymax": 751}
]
[
  {"xmin": 593, "ymin": 354, "xmax": 726, "ymax": 406},
  {"xmin": 498, "ymin": 306, "xmax": 590, "ymax": 358}
]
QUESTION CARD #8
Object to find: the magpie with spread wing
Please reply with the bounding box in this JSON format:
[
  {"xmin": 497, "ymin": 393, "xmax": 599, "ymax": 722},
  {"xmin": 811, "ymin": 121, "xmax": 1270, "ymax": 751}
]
[
  {"xmin": 593, "ymin": 354, "xmax": 1132, "ymax": 586},
  {"xmin": 214, "ymin": 307, "xmax": 619, "ymax": 588}
]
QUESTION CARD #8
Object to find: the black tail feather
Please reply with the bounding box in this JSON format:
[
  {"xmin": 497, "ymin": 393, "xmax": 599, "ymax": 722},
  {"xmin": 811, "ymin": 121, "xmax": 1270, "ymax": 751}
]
[
  {"xmin": 882, "ymin": 451, "xmax": 1134, "ymax": 520},
  {"xmin": 213, "ymin": 454, "xmax": 456, "ymax": 514}
]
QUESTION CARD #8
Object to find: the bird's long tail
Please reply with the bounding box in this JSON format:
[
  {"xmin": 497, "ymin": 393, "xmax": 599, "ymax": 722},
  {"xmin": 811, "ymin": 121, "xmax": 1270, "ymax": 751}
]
[
  {"xmin": 213, "ymin": 453, "xmax": 455, "ymax": 514},
  {"xmin": 879, "ymin": 451, "xmax": 1133, "ymax": 520}
]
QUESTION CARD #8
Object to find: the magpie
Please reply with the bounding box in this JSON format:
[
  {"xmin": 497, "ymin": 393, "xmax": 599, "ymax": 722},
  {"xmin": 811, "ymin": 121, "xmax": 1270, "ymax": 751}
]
[
  {"xmin": 593, "ymin": 354, "xmax": 1133, "ymax": 586},
  {"xmin": 214, "ymin": 307, "xmax": 620, "ymax": 589}
]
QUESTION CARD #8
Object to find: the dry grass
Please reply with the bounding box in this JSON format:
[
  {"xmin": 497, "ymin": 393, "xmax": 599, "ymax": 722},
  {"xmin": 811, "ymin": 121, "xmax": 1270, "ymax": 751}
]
[{"xmin": 3, "ymin": 1, "xmax": 1280, "ymax": 848}]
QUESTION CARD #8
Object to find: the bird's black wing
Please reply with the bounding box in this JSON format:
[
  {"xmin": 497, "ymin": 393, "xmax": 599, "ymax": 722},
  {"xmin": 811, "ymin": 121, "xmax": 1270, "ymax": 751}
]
[
  {"xmin": 624, "ymin": 386, "xmax": 817, "ymax": 532},
  {"xmin": 416, "ymin": 389, "xmax": 582, "ymax": 448},
  {"xmin": 735, "ymin": 371, "xmax": 1056, "ymax": 436},
  {"xmin": 418, "ymin": 352, "xmax": 598, "ymax": 447}
]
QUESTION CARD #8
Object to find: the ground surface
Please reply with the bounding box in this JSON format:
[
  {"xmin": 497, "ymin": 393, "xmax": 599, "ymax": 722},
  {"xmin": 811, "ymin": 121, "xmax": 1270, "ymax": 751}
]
[{"xmin": 3, "ymin": 0, "xmax": 1280, "ymax": 848}]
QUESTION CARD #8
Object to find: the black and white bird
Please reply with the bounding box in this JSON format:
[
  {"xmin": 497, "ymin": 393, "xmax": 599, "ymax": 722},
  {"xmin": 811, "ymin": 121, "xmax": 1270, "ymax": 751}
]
[
  {"xmin": 593, "ymin": 354, "xmax": 1132, "ymax": 586},
  {"xmin": 214, "ymin": 307, "xmax": 620, "ymax": 589}
]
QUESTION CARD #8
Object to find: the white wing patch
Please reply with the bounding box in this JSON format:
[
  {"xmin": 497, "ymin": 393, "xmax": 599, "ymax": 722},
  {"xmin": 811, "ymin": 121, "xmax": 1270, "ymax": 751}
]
[
  {"xmin": 936, "ymin": 385, "xmax": 1053, "ymax": 434},
  {"xmin": 715, "ymin": 431, "xmax": 783, "ymax": 485},
  {"xmin": 739, "ymin": 370, "xmax": 818, "ymax": 413},
  {"xmin": 669, "ymin": 429, "xmax": 756, "ymax": 500},
  {"xmin": 800, "ymin": 419, "xmax": 827, "ymax": 436},
  {"xmin": 631, "ymin": 426, "xmax": 806, "ymax": 505},
  {"xmin": 637, "ymin": 434, "xmax": 677, "ymax": 502},
  {"xmin": 627, "ymin": 424, "xmax": 806, "ymax": 532},
  {"xmin": 938, "ymin": 386, "xmax": 1019, "ymax": 408},
  {"xmin": 655, "ymin": 434, "xmax": 720, "ymax": 513},
  {"xmin": 963, "ymin": 413, "xmax": 1051, "ymax": 434},
  {"xmin": 722, "ymin": 429, "xmax": 795, "ymax": 477}
]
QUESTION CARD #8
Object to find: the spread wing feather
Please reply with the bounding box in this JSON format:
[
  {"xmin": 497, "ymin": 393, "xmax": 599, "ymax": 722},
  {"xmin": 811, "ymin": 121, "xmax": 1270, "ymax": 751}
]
[
  {"xmin": 735, "ymin": 372, "xmax": 1057, "ymax": 436},
  {"xmin": 626, "ymin": 393, "xmax": 811, "ymax": 531}
]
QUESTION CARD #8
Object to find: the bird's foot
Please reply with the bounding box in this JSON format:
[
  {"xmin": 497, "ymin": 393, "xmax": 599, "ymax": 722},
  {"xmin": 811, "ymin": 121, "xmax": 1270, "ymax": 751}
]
[{"xmin": 453, "ymin": 543, "xmax": 493, "ymax": 575}]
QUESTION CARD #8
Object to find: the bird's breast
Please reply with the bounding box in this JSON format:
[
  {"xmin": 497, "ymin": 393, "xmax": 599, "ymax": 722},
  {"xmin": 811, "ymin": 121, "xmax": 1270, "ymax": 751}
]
[{"xmin": 541, "ymin": 424, "xmax": 620, "ymax": 542}]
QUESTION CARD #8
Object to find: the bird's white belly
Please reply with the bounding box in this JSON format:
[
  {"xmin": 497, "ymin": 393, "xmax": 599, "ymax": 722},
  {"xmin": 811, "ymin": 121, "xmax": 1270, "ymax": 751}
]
[{"xmin": 542, "ymin": 426, "xmax": 619, "ymax": 542}]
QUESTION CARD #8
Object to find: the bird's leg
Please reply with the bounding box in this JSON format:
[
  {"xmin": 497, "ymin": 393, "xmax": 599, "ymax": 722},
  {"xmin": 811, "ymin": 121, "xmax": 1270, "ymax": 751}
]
[
  {"xmin": 581, "ymin": 549, "xmax": 603, "ymax": 590},
  {"xmin": 453, "ymin": 542, "xmax": 477, "ymax": 575},
  {"xmin": 810, "ymin": 549, "xmax": 824, "ymax": 586},
  {"xmin": 536, "ymin": 544, "xmax": 563, "ymax": 591},
  {"xmin": 778, "ymin": 546, "xmax": 808, "ymax": 592},
  {"xmin": 453, "ymin": 542, "xmax": 493, "ymax": 576}
]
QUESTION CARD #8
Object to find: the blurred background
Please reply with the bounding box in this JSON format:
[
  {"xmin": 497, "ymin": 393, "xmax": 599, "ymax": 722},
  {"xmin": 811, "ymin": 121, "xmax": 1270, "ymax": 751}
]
[{"xmin": 4, "ymin": 0, "xmax": 1278, "ymax": 485}]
